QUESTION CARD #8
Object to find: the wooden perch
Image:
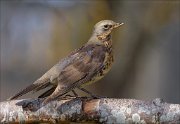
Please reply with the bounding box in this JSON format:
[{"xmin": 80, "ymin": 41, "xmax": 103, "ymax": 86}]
[{"xmin": 0, "ymin": 97, "xmax": 179, "ymax": 123}]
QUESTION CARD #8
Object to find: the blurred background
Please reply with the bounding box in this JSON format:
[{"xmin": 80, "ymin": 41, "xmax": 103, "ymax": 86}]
[{"xmin": 0, "ymin": 0, "xmax": 179, "ymax": 103}]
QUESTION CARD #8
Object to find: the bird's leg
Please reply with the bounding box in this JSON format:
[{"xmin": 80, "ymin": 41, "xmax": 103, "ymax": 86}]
[{"xmin": 77, "ymin": 87, "xmax": 104, "ymax": 99}]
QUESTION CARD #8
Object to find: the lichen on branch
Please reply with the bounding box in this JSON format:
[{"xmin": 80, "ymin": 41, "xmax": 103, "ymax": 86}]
[{"xmin": 0, "ymin": 97, "xmax": 179, "ymax": 123}]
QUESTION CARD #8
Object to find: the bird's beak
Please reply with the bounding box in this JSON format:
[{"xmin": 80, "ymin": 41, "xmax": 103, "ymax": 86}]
[{"xmin": 113, "ymin": 22, "xmax": 124, "ymax": 28}]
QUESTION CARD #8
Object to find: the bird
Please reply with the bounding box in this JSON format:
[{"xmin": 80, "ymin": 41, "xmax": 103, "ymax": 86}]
[{"xmin": 8, "ymin": 20, "xmax": 124, "ymax": 104}]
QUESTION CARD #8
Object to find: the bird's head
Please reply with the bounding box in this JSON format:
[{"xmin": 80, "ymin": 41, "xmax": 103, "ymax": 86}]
[{"xmin": 93, "ymin": 20, "xmax": 124, "ymax": 40}]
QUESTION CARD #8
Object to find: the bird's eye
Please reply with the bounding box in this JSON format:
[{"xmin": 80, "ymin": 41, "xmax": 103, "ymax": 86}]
[
  {"xmin": 104, "ymin": 24, "xmax": 109, "ymax": 29},
  {"xmin": 103, "ymin": 24, "xmax": 112, "ymax": 30}
]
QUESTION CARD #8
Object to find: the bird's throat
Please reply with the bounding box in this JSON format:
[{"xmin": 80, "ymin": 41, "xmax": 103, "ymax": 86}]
[
  {"xmin": 98, "ymin": 34, "xmax": 112, "ymax": 48},
  {"xmin": 88, "ymin": 34, "xmax": 112, "ymax": 49}
]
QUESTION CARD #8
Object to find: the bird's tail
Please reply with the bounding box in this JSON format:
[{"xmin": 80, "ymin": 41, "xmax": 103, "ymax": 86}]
[{"xmin": 8, "ymin": 80, "xmax": 50, "ymax": 100}]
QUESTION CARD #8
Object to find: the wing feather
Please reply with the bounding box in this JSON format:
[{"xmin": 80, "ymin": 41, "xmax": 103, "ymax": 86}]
[{"xmin": 58, "ymin": 44, "xmax": 106, "ymax": 87}]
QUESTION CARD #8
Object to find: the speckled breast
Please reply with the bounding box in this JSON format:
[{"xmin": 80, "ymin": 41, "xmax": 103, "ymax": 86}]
[
  {"xmin": 97, "ymin": 51, "xmax": 114, "ymax": 79},
  {"xmin": 83, "ymin": 50, "xmax": 114, "ymax": 86}
]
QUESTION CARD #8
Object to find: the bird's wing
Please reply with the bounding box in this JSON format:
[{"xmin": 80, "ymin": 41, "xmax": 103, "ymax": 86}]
[
  {"xmin": 42, "ymin": 44, "xmax": 107, "ymax": 103},
  {"xmin": 59, "ymin": 44, "xmax": 106, "ymax": 87}
]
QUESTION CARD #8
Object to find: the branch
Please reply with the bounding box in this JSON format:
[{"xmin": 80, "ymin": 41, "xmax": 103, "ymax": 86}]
[{"xmin": 0, "ymin": 97, "xmax": 179, "ymax": 123}]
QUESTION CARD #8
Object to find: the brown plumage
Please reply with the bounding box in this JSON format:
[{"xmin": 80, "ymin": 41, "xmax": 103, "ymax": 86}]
[{"xmin": 8, "ymin": 20, "xmax": 124, "ymax": 104}]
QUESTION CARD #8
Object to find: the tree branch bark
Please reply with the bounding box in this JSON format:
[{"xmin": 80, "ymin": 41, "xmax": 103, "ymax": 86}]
[{"xmin": 0, "ymin": 97, "xmax": 179, "ymax": 123}]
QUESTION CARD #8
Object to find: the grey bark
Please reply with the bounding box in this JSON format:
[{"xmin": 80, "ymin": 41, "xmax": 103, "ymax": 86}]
[{"xmin": 0, "ymin": 97, "xmax": 179, "ymax": 123}]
